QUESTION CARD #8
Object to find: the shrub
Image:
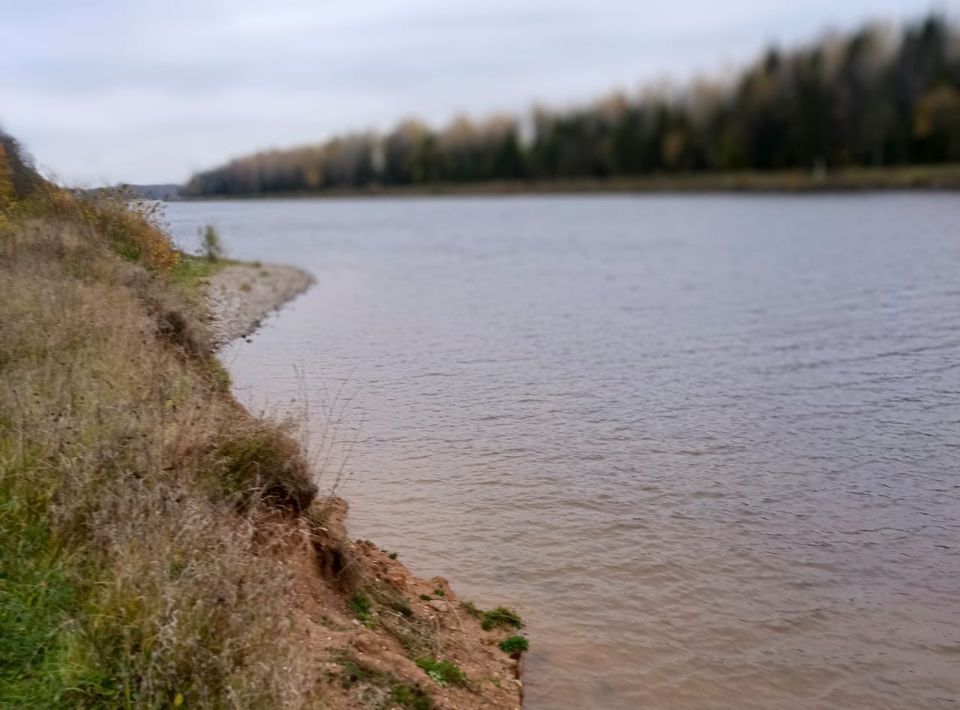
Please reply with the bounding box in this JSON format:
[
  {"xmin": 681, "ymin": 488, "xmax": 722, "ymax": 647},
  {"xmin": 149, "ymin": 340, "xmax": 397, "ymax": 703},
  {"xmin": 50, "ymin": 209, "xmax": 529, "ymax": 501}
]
[
  {"xmin": 498, "ymin": 636, "xmax": 529, "ymax": 655},
  {"xmin": 200, "ymin": 224, "xmax": 224, "ymax": 262},
  {"xmin": 214, "ymin": 424, "xmax": 316, "ymax": 511},
  {"xmin": 0, "ymin": 144, "xmax": 15, "ymax": 212},
  {"xmin": 0, "ymin": 130, "xmax": 42, "ymax": 205},
  {"xmin": 85, "ymin": 195, "xmax": 181, "ymax": 273}
]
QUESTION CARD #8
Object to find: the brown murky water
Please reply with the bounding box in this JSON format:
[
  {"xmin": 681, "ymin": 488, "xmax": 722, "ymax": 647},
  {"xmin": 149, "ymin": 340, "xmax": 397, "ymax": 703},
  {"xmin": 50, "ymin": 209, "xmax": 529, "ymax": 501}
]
[{"xmin": 168, "ymin": 195, "xmax": 960, "ymax": 709}]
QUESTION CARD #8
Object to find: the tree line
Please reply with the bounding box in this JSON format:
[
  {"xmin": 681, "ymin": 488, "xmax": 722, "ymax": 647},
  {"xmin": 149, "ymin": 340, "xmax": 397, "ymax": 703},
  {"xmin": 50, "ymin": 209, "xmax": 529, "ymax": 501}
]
[{"xmin": 185, "ymin": 15, "xmax": 960, "ymax": 196}]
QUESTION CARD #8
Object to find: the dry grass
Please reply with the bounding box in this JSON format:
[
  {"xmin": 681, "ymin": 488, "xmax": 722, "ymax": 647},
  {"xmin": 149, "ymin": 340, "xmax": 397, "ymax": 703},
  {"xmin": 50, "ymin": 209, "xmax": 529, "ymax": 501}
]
[
  {"xmin": 0, "ymin": 134, "xmax": 522, "ymax": 710},
  {"xmin": 0, "ymin": 136, "xmax": 319, "ymax": 707}
]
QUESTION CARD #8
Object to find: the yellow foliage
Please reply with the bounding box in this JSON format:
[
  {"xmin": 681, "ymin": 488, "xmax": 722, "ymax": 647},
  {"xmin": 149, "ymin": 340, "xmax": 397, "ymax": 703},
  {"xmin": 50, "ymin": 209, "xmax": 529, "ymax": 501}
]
[
  {"xmin": 23, "ymin": 183, "xmax": 181, "ymax": 274},
  {"xmin": 914, "ymin": 85, "xmax": 960, "ymax": 139},
  {"xmin": 129, "ymin": 216, "xmax": 181, "ymax": 274},
  {"xmin": 661, "ymin": 130, "xmax": 687, "ymax": 169}
]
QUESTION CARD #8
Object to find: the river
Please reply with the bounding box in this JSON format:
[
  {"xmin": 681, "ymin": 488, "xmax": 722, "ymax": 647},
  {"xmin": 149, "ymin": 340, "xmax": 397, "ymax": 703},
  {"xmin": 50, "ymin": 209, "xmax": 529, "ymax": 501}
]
[{"xmin": 166, "ymin": 194, "xmax": 960, "ymax": 709}]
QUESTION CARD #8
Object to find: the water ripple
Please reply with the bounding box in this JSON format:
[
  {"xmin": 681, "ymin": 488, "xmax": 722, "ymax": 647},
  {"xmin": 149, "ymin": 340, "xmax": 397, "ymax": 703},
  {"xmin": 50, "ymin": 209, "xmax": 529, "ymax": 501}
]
[{"xmin": 168, "ymin": 194, "xmax": 960, "ymax": 709}]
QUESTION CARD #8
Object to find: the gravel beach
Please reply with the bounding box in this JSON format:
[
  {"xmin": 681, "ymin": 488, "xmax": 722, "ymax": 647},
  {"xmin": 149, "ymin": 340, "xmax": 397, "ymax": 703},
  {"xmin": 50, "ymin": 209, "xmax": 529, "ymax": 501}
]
[{"xmin": 204, "ymin": 263, "xmax": 313, "ymax": 344}]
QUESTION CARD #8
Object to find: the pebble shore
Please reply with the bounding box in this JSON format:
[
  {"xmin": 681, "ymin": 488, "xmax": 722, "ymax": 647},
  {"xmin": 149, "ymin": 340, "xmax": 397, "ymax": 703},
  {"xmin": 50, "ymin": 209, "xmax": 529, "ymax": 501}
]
[{"xmin": 204, "ymin": 263, "xmax": 314, "ymax": 344}]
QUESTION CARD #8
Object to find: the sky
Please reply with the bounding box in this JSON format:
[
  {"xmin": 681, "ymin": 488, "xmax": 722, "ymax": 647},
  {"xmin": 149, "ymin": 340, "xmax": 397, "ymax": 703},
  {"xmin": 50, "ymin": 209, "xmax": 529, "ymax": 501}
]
[{"xmin": 1, "ymin": 0, "xmax": 956, "ymax": 185}]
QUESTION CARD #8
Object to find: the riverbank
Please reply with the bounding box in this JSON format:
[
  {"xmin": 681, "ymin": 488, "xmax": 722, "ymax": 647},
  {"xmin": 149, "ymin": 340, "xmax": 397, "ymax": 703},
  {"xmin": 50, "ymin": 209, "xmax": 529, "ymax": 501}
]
[
  {"xmin": 204, "ymin": 263, "xmax": 527, "ymax": 707},
  {"xmin": 0, "ymin": 134, "xmax": 524, "ymax": 709},
  {"xmin": 180, "ymin": 164, "xmax": 960, "ymax": 200}
]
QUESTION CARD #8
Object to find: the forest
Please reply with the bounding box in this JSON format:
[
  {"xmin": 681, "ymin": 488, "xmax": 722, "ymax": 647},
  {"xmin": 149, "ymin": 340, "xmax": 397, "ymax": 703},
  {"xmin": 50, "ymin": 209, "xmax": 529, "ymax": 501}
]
[{"xmin": 185, "ymin": 15, "xmax": 960, "ymax": 196}]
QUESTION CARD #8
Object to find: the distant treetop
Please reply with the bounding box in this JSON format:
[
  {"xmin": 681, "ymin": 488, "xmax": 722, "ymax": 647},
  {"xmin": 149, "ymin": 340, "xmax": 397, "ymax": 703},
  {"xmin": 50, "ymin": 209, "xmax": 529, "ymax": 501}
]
[{"xmin": 185, "ymin": 14, "xmax": 960, "ymax": 196}]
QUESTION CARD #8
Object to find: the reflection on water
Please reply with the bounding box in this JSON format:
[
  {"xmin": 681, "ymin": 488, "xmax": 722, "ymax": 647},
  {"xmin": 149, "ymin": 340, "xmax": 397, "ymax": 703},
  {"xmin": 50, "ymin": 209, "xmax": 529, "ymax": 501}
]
[{"xmin": 167, "ymin": 195, "xmax": 960, "ymax": 709}]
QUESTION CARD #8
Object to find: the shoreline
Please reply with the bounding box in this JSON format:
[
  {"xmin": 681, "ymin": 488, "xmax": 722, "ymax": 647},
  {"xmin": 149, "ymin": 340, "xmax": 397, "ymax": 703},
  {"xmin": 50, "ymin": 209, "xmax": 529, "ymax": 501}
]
[
  {"xmin": 204, "ymin": 262, "xmax": 314, "ymax": 343},
  {"xmin": 203, "ymin": 262, "xmax": 527, "ymax": 708},
  {"xmin": 177, "ymin": 164, "xmax": 960, "ymax": 201}
]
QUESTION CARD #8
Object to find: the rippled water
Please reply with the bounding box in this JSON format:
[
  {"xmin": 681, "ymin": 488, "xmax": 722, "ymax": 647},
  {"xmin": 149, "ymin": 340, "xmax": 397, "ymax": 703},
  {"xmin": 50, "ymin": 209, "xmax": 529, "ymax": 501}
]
[{"xmin": 166, "ymin": 195, "xmax": 960, "ymax": 709}]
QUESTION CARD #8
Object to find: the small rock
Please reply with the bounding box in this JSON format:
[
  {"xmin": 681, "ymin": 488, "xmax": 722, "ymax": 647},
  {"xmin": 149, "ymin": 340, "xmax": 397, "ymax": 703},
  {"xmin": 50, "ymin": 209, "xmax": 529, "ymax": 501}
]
[{"xmin": 428, "ymin": 600, "xmax": 448, "ymax": 612}]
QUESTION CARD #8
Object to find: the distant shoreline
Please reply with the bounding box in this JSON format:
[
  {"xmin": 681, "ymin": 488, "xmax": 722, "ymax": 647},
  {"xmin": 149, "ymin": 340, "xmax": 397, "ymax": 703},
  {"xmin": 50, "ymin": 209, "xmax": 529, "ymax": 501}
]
[{"xmin": 178, "ymin": 164, "xmax": 960, "ymax": 200}]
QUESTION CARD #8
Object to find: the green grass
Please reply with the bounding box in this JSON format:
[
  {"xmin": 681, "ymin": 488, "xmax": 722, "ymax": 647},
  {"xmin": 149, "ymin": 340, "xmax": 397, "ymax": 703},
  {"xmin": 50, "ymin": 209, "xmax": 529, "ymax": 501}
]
[
  {"xmin": 481, "ymin": 606, "xmax": 524, "ymax": 632},
  {"xmin": 461, "ymin": 600, "xmax": 482, "ymax": 619},
  {"xmin": 391, "ymin": 683, "xmax": 433, "ymax": 710},
  {"xmin": 170, "ymin": 252, "xmax": 233, "ymax": 289},
  {"xmin": 0, "ymin": 494, "xmax": 117, "ymax": 707},
  {"xmin": 0, "ymin": 517, "xmax": 71, "ymax": 707},
  {"xmin": 337, "ymin": 656, "xmax": 375, "ymax": 688},
  {"xmin": 498, "ymin": 636, "xmax": 529, "ymax": 655},
  {"xmin": 415, "ymin": 657, "xmax": 467, "ymax": 688},
  {"xmin": 384, "ymin": 597, "xmax": 413, "ymax": 618},
  {"xmin": 337, "ymin": 654, "xmax": 433, "ymax": 709},
  {"xmin": 347, "ymin": 591, "xmax": 375, "ymax": 628}
]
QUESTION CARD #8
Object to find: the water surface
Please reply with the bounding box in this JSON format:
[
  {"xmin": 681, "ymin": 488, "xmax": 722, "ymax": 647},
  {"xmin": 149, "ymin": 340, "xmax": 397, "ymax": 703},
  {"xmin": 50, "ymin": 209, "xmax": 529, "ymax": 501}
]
[{"xmin": 167, "ymin": 195, "xmax": 960, "ymax": 709}]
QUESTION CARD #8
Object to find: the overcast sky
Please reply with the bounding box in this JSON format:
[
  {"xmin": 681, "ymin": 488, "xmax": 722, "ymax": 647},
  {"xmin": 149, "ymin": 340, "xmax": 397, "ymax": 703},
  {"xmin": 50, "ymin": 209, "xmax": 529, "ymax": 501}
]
[{"xmin": 1, "ymin": 0, "xmax": 955, "ymax": 185}]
